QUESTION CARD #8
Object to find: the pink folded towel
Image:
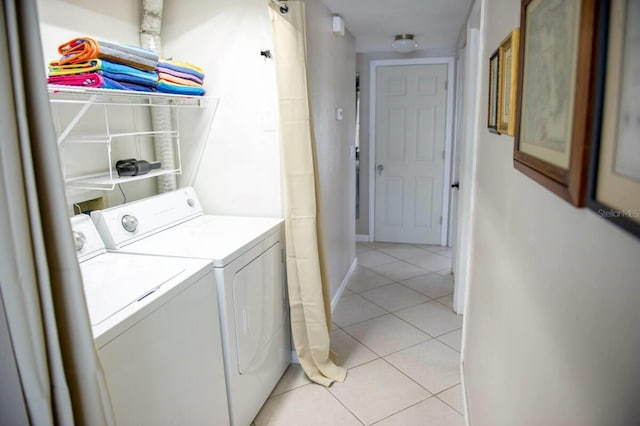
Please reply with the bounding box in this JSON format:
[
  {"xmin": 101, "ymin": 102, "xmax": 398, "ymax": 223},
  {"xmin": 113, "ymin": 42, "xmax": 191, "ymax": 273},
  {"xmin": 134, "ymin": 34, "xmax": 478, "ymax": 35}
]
[{"xmin": 48, "ymin": 73, "xmax": 104, "ymax": 88}]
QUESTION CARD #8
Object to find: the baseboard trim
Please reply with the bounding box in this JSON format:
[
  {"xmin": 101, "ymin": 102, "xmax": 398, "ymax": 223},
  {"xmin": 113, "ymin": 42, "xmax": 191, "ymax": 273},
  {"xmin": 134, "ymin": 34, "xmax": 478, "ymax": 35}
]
[{"xmin": 331, "ymin": 257, "xmax": 358, "ymax": 313}]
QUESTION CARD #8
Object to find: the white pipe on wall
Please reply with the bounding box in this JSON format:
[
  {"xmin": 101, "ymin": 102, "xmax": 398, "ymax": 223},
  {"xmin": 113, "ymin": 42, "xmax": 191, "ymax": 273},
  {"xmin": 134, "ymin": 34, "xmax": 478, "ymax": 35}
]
[{"xmin": 140, "ymin": 0, "xmax": 177, "ymax": 193}]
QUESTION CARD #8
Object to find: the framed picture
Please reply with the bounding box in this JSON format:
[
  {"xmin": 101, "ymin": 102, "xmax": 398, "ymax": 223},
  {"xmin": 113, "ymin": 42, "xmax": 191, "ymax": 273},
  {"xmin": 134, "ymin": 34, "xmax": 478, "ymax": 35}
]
[
  {"xmin": 497, "ymin": 29, "xmax": 520, "ymax": 136},
  {"xmin": 513, "ymin": 0, "xmax": 599, "ymax": 206},
  {"xmin": 487, "ymin": 49, "xmax": 500, "ymax": 133},
  {"xmin": 588, "ymin": 0, "xmax": 640, "ymax": 239}
]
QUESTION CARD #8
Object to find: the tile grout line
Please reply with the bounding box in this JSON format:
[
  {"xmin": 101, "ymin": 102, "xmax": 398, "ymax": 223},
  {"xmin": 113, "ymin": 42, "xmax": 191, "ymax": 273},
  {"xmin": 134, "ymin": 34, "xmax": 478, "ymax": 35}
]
[
  {"xmin": 434, "ymin": 383, "xmax": 465, "ymax": 415},
  {"xmin": 378, "ymin": 355, "xmax": 463, "ymax": 415},
  {"xmin": 339, "ymin": 323, "xmax": 433, "ymax": 360},
  {"xmin": 357, "ymin": 263, "xmax": 453, "ymax": 285},
  {"xmin": 366, "ymin": 395, "xmax": 434, "ymax": 425},
  {"xmin": 355, "ymin": 284, "xmax": 435, "ymax": 313},
  {"xmin": 322, "ymin": 384, "xmax": 367, "ymax": 426},
  {"xmin": 379, "ymin": 357, "xmax": 439, "ymax": 403},
  {"xmin": 347, "ymin": 273, "xmax": 454, "ymax": 307}
]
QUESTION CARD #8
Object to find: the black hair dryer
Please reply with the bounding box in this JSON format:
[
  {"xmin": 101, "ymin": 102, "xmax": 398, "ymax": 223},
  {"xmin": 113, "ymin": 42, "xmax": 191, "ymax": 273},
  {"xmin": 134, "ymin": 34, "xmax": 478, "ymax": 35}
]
[{"xmin": 116, "ymin": 158, "xmax": 162, "ymax": 177}]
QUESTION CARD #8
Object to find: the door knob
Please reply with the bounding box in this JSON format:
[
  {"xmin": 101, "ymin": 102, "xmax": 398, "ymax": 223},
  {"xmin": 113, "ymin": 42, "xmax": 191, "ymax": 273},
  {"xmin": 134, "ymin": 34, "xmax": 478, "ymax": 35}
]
[{"xmin": 377, "ymin": 164, "xmax": 384, "ymax": 176}]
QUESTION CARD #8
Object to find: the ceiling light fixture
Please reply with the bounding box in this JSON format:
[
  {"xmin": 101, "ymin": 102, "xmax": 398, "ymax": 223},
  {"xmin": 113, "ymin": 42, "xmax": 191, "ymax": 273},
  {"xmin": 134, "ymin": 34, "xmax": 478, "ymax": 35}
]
[{"xmin": 392, "ymin": 34, "xmax": 418, "ymax": 53}]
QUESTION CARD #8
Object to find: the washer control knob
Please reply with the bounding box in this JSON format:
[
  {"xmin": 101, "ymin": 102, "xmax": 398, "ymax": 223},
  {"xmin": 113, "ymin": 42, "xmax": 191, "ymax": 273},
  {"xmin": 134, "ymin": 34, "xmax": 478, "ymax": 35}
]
[
  {"xmin": 121, "ymin": 215, "xmax": 138, "ymax": 233},
  {"xmin": 73, "ymin": 231, "xmax": 86, "ymax": 251},
  {"xmin": 187, "ymin": 198, "xmax": 195, "ymax": 207}
]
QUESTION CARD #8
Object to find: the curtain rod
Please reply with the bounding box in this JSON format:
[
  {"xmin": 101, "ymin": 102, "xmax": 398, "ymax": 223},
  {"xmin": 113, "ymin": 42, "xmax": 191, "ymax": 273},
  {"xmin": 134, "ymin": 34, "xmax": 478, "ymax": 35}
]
[{"xmin": 270, "ymin": 0, "xmax": 289, "ymax": 14}]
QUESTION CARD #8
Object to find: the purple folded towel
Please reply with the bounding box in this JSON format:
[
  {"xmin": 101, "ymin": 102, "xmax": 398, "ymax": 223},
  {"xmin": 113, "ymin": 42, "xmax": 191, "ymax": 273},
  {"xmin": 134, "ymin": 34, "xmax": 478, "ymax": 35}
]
[{"xmin": 156, "ymin": 66, "xmax": 204, "ymax": 85}]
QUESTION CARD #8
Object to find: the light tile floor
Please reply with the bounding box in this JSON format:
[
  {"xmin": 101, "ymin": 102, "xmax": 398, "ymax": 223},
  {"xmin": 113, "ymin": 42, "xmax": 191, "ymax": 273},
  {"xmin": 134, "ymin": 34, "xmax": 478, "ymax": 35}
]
[{"xmin": 254, "ymin": 242, "xmax": 465, "ymax": 426}]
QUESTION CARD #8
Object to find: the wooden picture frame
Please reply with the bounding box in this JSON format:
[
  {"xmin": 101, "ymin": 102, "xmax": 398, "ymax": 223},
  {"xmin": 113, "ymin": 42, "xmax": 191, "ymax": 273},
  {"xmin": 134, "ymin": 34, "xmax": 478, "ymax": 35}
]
[
  {"xmin": 513, "ymin": 0, "xmax": 599, "ymax": 206},
  {"xmin": 497, "ymin": 29, "xmax": 520, "ymax": 136},
  {"xmin": 487, "ymin": 49, "xmax": 500, "ymax": 133},
  {"xmin": 588, "ymin": 0, "xmax": 640, "ymax": 239}
]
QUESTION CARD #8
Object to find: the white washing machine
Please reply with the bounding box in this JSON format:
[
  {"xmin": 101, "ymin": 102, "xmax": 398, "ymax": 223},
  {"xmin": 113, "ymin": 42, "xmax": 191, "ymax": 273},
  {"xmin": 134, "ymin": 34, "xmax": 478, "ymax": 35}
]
[
  {"xmin": 71, "ymin": 214, "xmax": 230, "ymax": 426},
  {"xmin": 91, "ymin": 187, "xmax": 290, "ymax": 426}
]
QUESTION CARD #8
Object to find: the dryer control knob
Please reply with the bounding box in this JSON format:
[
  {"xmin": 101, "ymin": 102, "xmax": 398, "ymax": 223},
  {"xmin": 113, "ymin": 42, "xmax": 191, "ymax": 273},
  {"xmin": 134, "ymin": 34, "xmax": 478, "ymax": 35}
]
[
  {"xmin": 121, "ymin": 214, "xmax": 138, "ymax": 233},
  {"xmin": 187, "ymin": 198, "xmax": 195, "ymax": 207},
  {"xmin": 73, "ymin": 231, "xmax": 86, "ymax": 251}
]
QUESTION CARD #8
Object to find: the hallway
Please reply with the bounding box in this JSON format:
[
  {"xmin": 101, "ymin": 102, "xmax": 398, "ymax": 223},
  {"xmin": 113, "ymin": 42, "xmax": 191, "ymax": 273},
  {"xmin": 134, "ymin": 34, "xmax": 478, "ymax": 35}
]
[{"xmin": 255, "ymin": 242, "xmax": 464, "ymax": 425}]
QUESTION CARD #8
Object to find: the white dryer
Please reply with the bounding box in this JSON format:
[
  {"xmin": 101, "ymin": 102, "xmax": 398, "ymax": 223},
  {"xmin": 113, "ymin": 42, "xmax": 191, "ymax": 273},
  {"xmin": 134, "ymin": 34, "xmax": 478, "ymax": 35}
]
[
  {"xmin": 71, "ymin": 214, "xmax": 230, "ymax": 425},
  {"xmin": 91, "ymin": 187, "xmax": 290, "ymax": 426}
]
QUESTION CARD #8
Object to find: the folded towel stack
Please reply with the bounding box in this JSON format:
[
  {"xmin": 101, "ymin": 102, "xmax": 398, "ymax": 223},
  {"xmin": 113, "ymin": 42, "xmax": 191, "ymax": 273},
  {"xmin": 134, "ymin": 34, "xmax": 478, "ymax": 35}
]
[
  {"xmin": 156, "ymin": 60, "xmax": 206, "ymax": 96},
  {"xmin": 48, "ymin": 37, "xmax": 159, "ymax": 92}
]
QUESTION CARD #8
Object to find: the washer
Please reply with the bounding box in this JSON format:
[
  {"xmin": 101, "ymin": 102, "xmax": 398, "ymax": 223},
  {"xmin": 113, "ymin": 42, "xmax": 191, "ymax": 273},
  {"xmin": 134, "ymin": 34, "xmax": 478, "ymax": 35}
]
[
  {"xmin": 91, "ymin": 187, "xmax": 290, "ymax": 426},
  {"xmin": 71, "ymin": 214, "xmax": 230, "ymax": 425}
]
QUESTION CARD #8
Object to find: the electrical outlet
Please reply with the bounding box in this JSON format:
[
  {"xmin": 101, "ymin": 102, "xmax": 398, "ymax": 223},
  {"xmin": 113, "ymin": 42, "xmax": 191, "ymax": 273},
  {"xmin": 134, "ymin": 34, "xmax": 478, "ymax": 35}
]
[{"xmin": 73, "ymin": 196, "xmax": 107, "ymax": 215}]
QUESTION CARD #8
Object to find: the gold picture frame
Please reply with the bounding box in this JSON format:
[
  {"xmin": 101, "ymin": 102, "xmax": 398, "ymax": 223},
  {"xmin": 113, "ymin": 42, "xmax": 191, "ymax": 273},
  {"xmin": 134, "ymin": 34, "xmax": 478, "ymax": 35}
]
[
  {"xmin": 487, "ymin": 48, "xmax": 500, "ymax": 133},
  {"xmin": 497, "ymin": 29, "xmax": 520, "ymax": 136}
]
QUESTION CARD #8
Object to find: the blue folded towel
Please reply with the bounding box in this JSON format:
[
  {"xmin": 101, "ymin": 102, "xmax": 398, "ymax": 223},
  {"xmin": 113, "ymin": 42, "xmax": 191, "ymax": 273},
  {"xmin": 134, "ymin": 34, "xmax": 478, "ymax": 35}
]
[
  {"xmin": 156, "ymin": 80, "xmax": 205, "ymax": 96},
  {"xmin": 101, "ymin": 76, "xmax": 154, "ymax": 92},
  {"xmin": 99, "ymin": 70, "xmax": 157, "ymax": 88},
  {"xmin": 98, "ymin": 60, "xmax": 158, "ymax": 86}
]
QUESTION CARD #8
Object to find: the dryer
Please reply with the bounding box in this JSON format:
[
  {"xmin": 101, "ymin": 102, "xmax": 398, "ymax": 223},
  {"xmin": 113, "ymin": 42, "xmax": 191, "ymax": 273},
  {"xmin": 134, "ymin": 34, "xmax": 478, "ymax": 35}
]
[
  {"xmin": 71, "ymin": 214, "xmax": 230, "ymax": 425},
  {"xmin": 91, "ymin": 187, "xmax": 290, "ymax": 426}
]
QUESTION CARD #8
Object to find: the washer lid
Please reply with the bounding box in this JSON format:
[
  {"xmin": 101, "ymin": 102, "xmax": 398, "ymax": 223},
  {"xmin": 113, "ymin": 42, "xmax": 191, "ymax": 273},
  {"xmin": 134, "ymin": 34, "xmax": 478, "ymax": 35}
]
[
  {"xmin": 80, "ymin": 255, "xmax": 185, "ymax": 325},
  {"xmin": 118, "ymin": 215, "xmax": 283, "ymax": 267}
]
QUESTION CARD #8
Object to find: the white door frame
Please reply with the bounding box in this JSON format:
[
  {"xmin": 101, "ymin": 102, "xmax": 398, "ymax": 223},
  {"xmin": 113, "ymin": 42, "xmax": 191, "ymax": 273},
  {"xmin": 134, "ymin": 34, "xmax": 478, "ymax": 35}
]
[
  {"xmin": 368, "ymin": 57, "xmax": 456, "ymax": 245},
  {"xmin": 453, "ymin": 27, "xmax": 482, "ymax": 316}
]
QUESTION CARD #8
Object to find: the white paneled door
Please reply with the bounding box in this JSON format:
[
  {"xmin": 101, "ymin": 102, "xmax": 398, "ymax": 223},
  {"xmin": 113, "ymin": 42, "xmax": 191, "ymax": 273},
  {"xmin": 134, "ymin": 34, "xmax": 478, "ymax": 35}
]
[{"xmin": 374, "ymin": 63, "xmax": 448, "ymax": 244}]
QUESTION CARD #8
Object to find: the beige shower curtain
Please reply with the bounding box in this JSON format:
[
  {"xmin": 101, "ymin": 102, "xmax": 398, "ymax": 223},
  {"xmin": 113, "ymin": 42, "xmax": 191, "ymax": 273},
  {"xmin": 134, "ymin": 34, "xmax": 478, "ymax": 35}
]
[
  {"xmin": 0, "ymin": 0, "xmax": 114, "ymax": 424},
  {"xmin": 269, "ymin": 0, "xmax": 347, "ymax": 386}
]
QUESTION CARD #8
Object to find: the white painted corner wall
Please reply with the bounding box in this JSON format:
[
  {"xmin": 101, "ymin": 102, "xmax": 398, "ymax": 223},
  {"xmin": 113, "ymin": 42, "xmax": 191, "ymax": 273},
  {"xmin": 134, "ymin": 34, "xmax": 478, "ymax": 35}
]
[
  {"xmin": 162, "ymin": 0, "xmax": 282, "ymax": 218},
  {"xmin": 305, "ymin": 0, "xmax": 357, "ymax": 299}
]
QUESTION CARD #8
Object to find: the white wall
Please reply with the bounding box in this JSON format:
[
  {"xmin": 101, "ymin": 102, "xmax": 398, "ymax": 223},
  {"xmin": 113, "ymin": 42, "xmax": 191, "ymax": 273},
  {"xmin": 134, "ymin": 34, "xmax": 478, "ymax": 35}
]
[
  {"xmin": 38, "ymin": 0, "xmax": 141, "ymax": 57},
  {"xmin": 355, "ymin": 47, "xmax": 455, "ymax": 237},
  {"xmin": 305, "ymin": 0, "xmax": 357, "ymax": 298},
  {"xmin": 162, "ymin": 0, "xmax": 282, "ymax": 218},
  {"xmin": 462, "ymin": 1, "xmax": 640, "ymax": 424}
]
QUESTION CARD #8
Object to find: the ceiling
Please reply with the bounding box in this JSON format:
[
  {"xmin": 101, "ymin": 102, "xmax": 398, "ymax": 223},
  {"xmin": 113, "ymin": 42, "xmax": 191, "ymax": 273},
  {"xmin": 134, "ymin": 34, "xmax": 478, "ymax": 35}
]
[{"xmin": 318, "ymin": 0, "xmax": 473, "ymax": 53}]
